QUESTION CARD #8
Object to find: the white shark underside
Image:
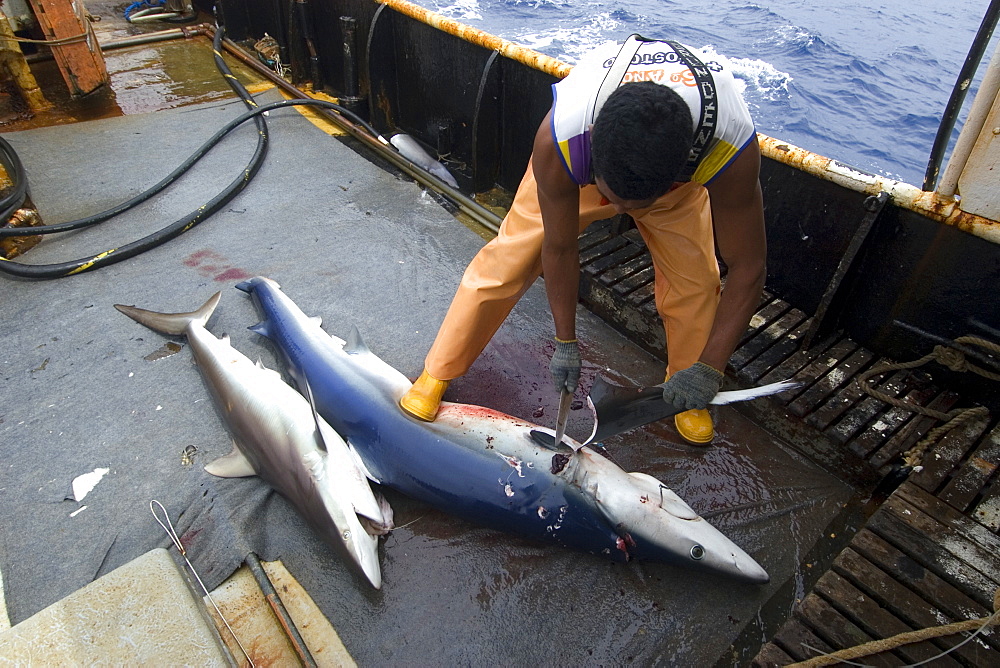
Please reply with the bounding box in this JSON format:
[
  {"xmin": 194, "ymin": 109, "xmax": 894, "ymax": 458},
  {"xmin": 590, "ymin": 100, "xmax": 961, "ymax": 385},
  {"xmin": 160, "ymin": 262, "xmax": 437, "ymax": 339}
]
[
  {"xmin": 238, "ymin": 276, "xmax": 770, "ymax": 584},
  {"xmin": 115, "ymin": 292, "xmax": 389, "ymax": 589}
]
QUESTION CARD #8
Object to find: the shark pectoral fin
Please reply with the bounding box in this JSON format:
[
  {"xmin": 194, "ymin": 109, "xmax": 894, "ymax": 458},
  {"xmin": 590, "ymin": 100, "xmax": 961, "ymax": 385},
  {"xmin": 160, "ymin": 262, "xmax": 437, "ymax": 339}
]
[
  {"xmin": 248, "ymin": 322, "xmax": 272, "ymax": 339},
  {"xmin": 360, "ymin": 492, "xmax": 394, "ymax": 535},
  {"xmin": 204, "ymin": 443, "xmax": 257, "ymax": 478},
  {"xmin": 348, "ymin": 442, "xmax": 380, "ymax": 484}
]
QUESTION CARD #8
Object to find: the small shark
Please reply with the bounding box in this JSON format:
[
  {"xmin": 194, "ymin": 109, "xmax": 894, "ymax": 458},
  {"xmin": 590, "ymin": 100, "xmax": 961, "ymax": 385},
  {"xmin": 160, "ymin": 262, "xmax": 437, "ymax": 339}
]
[
  {"xmin": 238, "ymin": 276, "xmax": 770, "ymax": 584},
  {"xmin": 115, "ymin": 292, "xmax": 390, "ymax": 589}
]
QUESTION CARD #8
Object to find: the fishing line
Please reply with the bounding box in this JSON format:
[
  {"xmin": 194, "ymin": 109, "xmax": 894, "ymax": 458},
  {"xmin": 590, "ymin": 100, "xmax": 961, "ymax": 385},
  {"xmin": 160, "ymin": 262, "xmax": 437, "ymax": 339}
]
[{"xmin": 149, "ymin": 499, "xmax": 256, "ymax": 667}]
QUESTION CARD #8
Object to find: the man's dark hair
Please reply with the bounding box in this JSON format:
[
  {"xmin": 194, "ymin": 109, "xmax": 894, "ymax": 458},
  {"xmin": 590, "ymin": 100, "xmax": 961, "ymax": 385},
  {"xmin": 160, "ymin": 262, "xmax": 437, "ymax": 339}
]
[{"xmin": 591, "ymin": 82, "xmax": 694, "ymax": 201}]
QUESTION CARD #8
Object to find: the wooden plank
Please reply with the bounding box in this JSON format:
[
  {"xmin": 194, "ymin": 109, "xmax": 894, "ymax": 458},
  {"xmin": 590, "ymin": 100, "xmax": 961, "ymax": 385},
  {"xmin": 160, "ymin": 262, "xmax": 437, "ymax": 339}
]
[
  {"xmin": 832, "ymin": 548, "xmax": 982, "ymax": 665},
  {"xmin": 850, "ymin": 528, "xmax": 1000, "ymax": 652},
  {"xmin": 739, "ymin": 297, "xmax": 791, "ymax": 349},
  {"xmin": 793, "ymin": 595, "xmax": 899, "ymax": 667},
  {"xmin": 27, "ymin": 0, "xmax": 108, "ymax": 96},
  {"xmin": 770, "ymin": 617, "xmax": 838, "ymax": 662},
  {"xmin": 758, "ymin": 330, "xmax": 838, "ymax": 388},
  {"xmin": 972, "ymin": 476, "xmax": 1000, "ymax": 532},
  {"xmin": 787, "ymin": 346, "xmax": 871, "ymax": 417},
  {"xmin": 739, "ymin": 316, "xmax": 814, "ymax": 384},
  {"xmin": 907, "ymin": 417, "xmax": 984, "ymax": 494},
  {"xmin": 872, "ymin": 390, "xmax": 964, "ymax": 472},
  {"xmin": 578, "ymin": 218, "xmax": 613, "ymax": 251},
  {"xmin": 596, "ymin": 253, "xmax": 651, "ymax": 286},
  {"xmin": 751, "ymin": 642, "xmax": 796, "ymax": 667},
  {"xmin": 869, "ymin": 494, "xmax": 1000, "ymax": 609},
  {"xmin": 938, "ymin": 422, "xmax": 1000, "ymax": 513},
  {"xmin": 579, "ymin": 236, "xmax": 628, "ymax": 266},
  {"xmin": 896, "ymin": 482, "xmax": 1000, "ymax": 572},
  {"xmin": 731, "ymin": 308, "xmax": 808, "ymax": 375},
  {"xmin": 813, "ymin": 570, "xmax": 962, "ymax": 666},
  {"xmin": 611, "ymin": 265, "xmax": 654, "ymax": 298},
  {"xmin": 848, "ymin": 386, "xmax": 939, "ymax": 459},
  {"xmin": 582, "ymin": 244, "xmax": 647, "ymax": 278},
  {"xmin": 807, "ymin": 367, "xmax": 905, "ymax": 434}
]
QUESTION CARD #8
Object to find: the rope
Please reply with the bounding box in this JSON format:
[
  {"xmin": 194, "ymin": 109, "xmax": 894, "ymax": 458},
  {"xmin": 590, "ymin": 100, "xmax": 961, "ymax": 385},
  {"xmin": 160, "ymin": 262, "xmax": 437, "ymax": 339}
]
[
  {"xmin": 857, "ymin": 335, "xmax": 997, "ymax": 467},
  {"xmin": 787, "ymin": 588, "xmax": 1000, "ymax": 667}
]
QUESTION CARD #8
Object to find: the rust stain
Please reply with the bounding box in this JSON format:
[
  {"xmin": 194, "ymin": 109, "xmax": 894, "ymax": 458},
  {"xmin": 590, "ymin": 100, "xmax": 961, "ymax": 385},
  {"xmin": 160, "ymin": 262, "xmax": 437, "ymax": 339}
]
[{"xmin": 757, "ymin": 133, "xmax": 1000, "ymax": 244}]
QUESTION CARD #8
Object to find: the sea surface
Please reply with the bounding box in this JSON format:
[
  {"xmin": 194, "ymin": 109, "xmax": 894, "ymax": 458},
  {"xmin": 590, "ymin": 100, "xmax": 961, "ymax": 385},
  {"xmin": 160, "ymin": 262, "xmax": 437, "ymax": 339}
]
[{"xmin": 430, "ymin": 0, "xmax": 1000, "ymax": 188}]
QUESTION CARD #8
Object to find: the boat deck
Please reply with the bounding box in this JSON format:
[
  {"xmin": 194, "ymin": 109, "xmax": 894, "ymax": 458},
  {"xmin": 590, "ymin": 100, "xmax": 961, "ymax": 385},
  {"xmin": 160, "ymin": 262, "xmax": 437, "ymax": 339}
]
[{"xmin": 2, "ymin": 6, "xmax": 999, "ymax": 665}]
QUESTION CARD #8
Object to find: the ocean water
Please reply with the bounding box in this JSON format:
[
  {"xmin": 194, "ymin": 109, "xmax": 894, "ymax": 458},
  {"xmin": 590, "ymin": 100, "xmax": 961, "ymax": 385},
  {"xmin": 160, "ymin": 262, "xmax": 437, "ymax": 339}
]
[{"xmin": 430, "ymin": 0, "xmax": 1000, "ymax": 188}]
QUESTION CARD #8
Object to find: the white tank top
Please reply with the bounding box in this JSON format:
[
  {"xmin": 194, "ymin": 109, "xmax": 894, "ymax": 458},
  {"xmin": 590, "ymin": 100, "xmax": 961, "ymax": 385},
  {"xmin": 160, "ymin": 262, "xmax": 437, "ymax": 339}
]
[{"xmin": 551, "ymin": 39, "xmax": 755, "ymax": 186}]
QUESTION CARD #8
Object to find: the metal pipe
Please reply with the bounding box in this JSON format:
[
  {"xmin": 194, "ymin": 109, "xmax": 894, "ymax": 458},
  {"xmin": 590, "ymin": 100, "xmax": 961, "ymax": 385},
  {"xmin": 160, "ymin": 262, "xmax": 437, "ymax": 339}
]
[
  {"xmin": 25, "ymin": 23, "xmax": 212, "ymax": 64},
  {"xmin": 212, "ymin": 28, "xmax": 503, "ymax": 234},
  {"xmin": 245, "ymin": 554, "xmax": 318, "ymax": 668},
  {"xmin": 338, "ymin": 15, "xmax": 364, "ymax": 116},
  {"xmin": 936, "ymin": 41, "xmax": 1000, "ymax": 200},
  {"xmin": 922, "ymin": 0, "xmax": 1000, "ymax": 191}
]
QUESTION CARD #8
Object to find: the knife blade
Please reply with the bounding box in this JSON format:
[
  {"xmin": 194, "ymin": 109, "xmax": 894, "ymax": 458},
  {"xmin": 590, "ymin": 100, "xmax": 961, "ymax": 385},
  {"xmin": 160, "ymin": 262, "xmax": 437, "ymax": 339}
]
[{"xmin": 552, "ymin": 388, "xmax": 573, "ymax": 449}]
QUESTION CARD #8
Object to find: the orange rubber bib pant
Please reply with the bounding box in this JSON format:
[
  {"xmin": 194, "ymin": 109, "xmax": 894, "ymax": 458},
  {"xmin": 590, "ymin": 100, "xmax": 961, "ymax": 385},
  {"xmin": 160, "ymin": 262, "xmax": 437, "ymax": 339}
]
[{"xmin": 425, "ymin": 159, "xmax": 721, "ymax": 380}]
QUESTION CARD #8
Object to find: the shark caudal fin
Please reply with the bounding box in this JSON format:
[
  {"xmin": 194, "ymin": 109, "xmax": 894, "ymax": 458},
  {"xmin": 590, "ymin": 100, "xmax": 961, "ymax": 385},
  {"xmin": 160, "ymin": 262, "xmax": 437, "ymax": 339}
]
[{"xmin": 114, "ymin": 292, "xmax": 222, "ymax": 336}]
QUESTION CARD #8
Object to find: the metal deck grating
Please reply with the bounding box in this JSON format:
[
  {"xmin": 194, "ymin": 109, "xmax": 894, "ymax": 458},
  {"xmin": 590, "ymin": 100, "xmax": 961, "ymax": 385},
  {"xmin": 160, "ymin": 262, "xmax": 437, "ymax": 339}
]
[{"xmin": 576, "ymin": 219, "xmax": 999, "ymax": 665}]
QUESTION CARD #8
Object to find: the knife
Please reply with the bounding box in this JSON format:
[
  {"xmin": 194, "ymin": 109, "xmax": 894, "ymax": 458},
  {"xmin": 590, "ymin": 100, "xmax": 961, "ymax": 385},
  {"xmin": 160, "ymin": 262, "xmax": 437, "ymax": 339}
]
[{"xmin": 552, "ymin": 388, "xmax": 573, "ymax": 449}]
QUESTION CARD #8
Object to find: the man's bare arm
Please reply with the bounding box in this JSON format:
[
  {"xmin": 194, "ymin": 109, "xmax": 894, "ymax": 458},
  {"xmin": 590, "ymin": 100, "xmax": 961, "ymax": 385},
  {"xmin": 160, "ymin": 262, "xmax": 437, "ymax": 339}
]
[
  {"xmin": 701, "ymin": 136, "xmax": 767, "ymax": 371},
  {"xmin": 533, "ymin": 110, "xmax": 583, "ymax": 342}
]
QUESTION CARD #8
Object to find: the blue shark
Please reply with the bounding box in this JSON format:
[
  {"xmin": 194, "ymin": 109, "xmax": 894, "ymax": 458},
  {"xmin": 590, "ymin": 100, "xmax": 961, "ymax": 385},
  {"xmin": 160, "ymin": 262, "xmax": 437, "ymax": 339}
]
[{"xmin": 237, "ymin": 276, "xmax": 769, "ymax": 584}]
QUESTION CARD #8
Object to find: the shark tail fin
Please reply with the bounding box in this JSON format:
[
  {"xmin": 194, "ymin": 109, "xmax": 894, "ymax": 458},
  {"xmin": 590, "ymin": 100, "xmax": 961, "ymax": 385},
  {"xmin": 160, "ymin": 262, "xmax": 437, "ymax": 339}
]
[{"xmin": 114, "ymin": 292, "xmax": 222, "ymax": 336}]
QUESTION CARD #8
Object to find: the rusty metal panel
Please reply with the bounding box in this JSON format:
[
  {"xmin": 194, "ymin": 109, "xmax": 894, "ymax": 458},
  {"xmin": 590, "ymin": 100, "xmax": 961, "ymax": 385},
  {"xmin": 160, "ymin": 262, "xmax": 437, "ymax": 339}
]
[
  {"xmin": 27, "ymin": 0, "xmax": 108, "ymax": 96},
  {"xmin": 957, "ymin": 93, "xmax": 1000, "ymax": 220}
]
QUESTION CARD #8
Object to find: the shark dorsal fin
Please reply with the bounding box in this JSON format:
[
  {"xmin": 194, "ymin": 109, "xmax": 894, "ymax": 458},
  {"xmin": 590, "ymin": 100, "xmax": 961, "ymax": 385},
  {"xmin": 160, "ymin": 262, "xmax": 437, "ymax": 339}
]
[{"xmin": 345, "ymin": 325, "xmax": 370, "ymax": 355}]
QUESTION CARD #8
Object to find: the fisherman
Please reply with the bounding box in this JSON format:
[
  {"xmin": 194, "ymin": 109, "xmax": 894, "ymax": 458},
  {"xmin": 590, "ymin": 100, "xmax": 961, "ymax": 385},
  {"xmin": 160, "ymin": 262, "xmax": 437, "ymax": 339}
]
[{"xmin": 400, "ymin": 35, "xmax": 766, "ymax": 445}]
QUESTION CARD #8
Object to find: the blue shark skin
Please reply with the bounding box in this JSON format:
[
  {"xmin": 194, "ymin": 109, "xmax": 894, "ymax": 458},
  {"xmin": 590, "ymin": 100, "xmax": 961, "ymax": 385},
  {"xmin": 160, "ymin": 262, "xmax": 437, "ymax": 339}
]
[{"xmin": 237, "ymin": 276, "xmax": 770, "ymax": 583}]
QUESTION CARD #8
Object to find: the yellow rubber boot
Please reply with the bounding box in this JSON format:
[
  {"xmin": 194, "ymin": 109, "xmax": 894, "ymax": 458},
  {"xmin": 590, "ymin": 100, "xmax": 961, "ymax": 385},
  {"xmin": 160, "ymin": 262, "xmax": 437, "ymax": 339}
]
[
  {"xmin": 674, "ymin": 409, "xmax": 714, "ymax": 445},
  {"xmin": 400, "ymin": 369, "xmax": 450, "ymax": 421}
]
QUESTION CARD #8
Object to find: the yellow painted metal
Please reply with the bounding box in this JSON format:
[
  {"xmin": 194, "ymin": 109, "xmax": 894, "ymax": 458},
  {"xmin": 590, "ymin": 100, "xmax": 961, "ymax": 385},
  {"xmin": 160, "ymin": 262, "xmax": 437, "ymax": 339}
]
[{"xmin": 0, "ymin": 14, "xmax": 51, "ymax": 111}]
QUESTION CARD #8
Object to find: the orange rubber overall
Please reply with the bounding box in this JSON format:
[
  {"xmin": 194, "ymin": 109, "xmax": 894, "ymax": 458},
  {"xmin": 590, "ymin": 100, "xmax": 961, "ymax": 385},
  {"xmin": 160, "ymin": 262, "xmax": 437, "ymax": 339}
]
[{"xmin": 425, "ymin": 158, "xmax": 721, "ymax": 381}]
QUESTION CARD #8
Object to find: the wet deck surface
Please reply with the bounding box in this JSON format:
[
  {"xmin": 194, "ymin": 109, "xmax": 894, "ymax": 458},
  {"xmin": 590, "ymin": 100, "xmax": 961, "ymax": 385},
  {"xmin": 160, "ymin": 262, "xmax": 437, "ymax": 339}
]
[{"xmin": 0, "ymin": 22, "xmax": 857, "ymax": 666}]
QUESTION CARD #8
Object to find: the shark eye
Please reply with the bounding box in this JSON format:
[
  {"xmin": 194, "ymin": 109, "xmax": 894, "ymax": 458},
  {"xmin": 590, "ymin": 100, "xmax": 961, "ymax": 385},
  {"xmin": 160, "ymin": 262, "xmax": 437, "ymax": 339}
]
[{"xmin": 690, "ymin": 544, "xmax": 705, "ymax": 560}]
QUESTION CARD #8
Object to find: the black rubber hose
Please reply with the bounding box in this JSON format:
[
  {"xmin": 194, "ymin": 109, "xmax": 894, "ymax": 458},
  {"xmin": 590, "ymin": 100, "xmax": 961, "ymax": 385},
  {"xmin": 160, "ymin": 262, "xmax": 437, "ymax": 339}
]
[
  {"xmin": 0, "ymin": 96, "xmax": 386, "ymax": 279},
  {"xmin": 0, "ymin": 26, "xmax": 265, "ymax": 279},
  {"xmin": 0, "ymin": 41, "xmax": 382, "ymax": 240}
]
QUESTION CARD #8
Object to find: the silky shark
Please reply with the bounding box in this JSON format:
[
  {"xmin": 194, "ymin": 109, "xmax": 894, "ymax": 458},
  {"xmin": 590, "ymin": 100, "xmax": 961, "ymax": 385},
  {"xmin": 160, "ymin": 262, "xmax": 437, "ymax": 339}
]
[
  {"xmin": 115, "ymin": 292, "xmax": 390, "ymax": 589},
  {"xmin": 237, "ymin": 276, "xmax": 770, "ymax": 584}
]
